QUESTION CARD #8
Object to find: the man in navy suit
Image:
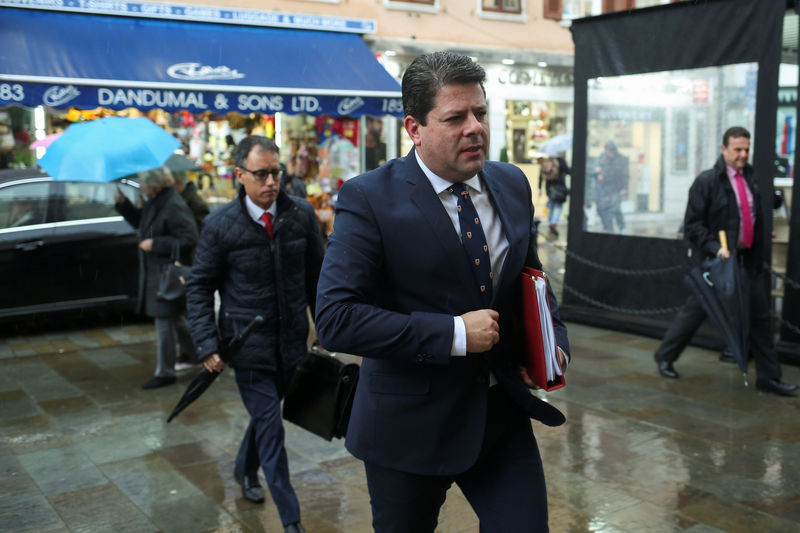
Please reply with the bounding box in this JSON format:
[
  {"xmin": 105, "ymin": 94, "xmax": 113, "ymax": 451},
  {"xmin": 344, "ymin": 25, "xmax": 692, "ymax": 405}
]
[{"xmin": 315, "ymin": 51, "xmax": 570, "ymax": 532}]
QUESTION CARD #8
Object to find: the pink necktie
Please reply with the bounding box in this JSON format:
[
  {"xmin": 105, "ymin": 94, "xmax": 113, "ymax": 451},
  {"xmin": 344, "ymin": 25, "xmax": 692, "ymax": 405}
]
[
  {"xmin": 734, "ymin": 172, "xmax": 753, "ymax": 248},
  {"xmin": 260, "ymin": 212, "xmax": 274, "ymax": 239}
]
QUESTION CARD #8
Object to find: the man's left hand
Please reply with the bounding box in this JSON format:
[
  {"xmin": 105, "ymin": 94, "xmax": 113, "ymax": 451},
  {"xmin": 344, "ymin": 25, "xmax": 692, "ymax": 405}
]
[
  {"xmin": 518, "ymin": 347, "xmax": 567, "ymax": 389},
  {"xmin": 138, "ymin": 238, "xmax": 153, "ymax": 252}
]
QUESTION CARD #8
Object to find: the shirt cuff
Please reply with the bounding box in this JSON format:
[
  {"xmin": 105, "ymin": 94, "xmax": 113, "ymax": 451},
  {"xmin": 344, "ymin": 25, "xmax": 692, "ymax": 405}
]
[{"xmin": 452, "ymin": 316, "xmax": 467, "ymax": 356}]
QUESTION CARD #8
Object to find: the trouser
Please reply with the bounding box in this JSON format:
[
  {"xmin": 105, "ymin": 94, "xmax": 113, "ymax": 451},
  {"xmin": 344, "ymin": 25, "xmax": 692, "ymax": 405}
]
[
  {"xmin": 154, "ymin": 314, "xmax": 196, "ymax": 378},
  {"xmin": 235, "ymin": 368, "xmax": 300, "ymax": 526},
  {"xmin": 363, "ymin": 386, "xmax": 548, "ymax": 533},
  {"xmin": 655, "ymin": 269, "xmax": 781, "ymax": 381},
  {"xmin": 546, "ymin": 200, "xmax": 563, "ymax": 225}
]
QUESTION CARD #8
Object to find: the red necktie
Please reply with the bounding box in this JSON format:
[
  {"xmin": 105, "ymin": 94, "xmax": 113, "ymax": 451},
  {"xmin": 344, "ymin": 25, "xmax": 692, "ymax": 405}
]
[
  {"xmin": 734, "ymin": 172, "xmax": 753, "ymax": 248},
  {"xmin": 260, "ymin": 212, "xmax": 274, "ymax": 239}
]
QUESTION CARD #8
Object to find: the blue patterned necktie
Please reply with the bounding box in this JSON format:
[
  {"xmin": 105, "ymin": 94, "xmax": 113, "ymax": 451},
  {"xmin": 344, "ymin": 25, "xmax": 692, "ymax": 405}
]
[{"xmin": 449, "ymin": 182, "xmax": 493, "ymax": 307}]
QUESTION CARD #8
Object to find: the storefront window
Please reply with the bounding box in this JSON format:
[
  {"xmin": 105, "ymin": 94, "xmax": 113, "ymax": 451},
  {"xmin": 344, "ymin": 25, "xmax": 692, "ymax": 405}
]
[{"xmin": 584, "ymin": 62, "xmax": 757, "ymax": 238}]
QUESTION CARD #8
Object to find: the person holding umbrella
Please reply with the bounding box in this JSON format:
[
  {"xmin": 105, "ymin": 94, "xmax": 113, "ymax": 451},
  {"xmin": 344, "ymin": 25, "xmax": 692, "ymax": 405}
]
[
  {"xmin": 654, "ymin": 126, "xmax": 797, "ymax": 396},
  {"xmin": 185, "ymin": 136, "xmax": 323, "ymax": 533},
  {"xmin": 114, "ymin": 166, "xmax": 199, "ymax": 389}
]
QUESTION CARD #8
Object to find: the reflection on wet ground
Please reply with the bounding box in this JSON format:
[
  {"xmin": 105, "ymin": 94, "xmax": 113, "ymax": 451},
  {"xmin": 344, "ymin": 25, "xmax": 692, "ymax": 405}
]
[{"xmin": 2, "ymin": 308, "xmax": 800, "ymax": 533}]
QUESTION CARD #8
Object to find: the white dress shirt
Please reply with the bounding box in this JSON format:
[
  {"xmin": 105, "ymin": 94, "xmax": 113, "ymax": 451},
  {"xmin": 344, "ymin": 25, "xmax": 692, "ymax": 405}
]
[{"xmin": 244, "ymin": 194, "xmax": 277, "ymax": 226}]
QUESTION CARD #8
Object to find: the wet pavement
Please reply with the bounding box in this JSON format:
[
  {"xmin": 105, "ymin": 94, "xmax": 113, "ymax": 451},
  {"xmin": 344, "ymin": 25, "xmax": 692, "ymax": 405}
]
[
  {"xmin": 4, "ymin": 217, "xmax": 800, "ymax": 533},
  {"xmin": 3, "ymin": 309, "xmax": 800, "ymax": 533}
]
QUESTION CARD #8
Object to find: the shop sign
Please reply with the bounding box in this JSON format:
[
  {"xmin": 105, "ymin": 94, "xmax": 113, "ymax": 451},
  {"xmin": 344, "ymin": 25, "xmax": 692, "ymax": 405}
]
[
  {"xmin": 491, "ymin": 66, "xmax": 574, "ymax": 88},
  {"xmin": 0, "ymin": 0, "xmax": 377, "ymax": 34},
  {"xmin": 589, "ymin": 105, "xmax": 665, "ymax": 122},
  {"xmin": 1, "ymin": 81, "xmax": 404, "ymax": 118}
]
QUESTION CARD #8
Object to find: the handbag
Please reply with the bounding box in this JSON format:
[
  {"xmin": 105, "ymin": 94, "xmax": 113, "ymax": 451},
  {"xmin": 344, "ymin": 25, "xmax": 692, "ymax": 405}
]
[
  {"xmin": 282, "ymin": 346, "xmax": 360, "ymax": 441},
  {"xmin": 156, "ymin": 242, "xmax": 191, "ymax": 301},
  {"xmin": 548, "ymin": 182, "xmax": 569, "ymax": 204}
]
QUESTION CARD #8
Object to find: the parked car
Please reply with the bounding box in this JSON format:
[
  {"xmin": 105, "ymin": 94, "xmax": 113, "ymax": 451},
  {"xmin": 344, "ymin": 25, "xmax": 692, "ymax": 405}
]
[{"xmin": 0, "ymin": 168, "xmax": 142, "ymax": 319}]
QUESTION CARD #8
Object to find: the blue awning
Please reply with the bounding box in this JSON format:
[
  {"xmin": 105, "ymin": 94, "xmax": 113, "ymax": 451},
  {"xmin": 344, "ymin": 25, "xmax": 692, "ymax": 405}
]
[{"xmin": 0, "ymin": 7, "xmax": 403, "ymax": 117}]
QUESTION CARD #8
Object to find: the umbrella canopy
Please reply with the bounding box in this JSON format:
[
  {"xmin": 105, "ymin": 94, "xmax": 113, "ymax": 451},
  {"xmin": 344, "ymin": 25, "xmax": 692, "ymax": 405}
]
[
  {"xmin": 683, "ymin": 253, "xmax": 751, "ymax": 385},
  {"xmin": 166, "ymin": 153, "xmax": 199, "ymax": 172},
  {"xmin": 540, "ymin": 133, "xmax": 573, "ymax": 157},
  {"xmin": 167, "ymin": 315, "xmax": 264, "ymax": 423},
  {"xmin": 39, "ymin": 116, "xmax": 179, "ymax": 182},
  {"xmin": 29, "ymin": 132, "xmax": 62, "ymax": 149}
]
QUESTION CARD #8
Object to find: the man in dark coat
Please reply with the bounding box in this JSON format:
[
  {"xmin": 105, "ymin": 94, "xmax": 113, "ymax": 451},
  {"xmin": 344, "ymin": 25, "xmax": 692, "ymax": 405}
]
[
  {"xmin": 654, "ymin": 126, "xmax": 797, "ymax": 396},
  {"xmin": 315, "ymin": 51, "xmax": 570, "ymax": 532},
  {"xmin": 186, "ymin": 136, "xmax": 323, "ymax": 533},
  {"xmin": 114, "ymin": 167, "xmax": 198, "ymax": 389}
]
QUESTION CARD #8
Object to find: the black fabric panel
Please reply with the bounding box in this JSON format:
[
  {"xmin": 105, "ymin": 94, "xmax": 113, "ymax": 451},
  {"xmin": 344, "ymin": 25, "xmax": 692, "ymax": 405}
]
[{"xmin": 563, "ymin": 0, "xmax": 784, "ymax": 337}]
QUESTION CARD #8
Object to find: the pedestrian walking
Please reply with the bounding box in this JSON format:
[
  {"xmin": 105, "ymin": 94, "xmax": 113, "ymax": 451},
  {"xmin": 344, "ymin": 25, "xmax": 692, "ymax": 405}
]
[
  {"xmin": 114, "ymin": 166, "xmax": 198, "ymax": 389},
  {"xmin": 654, "ymin": 126, "xmax": 797, "ymax": 396},
  {"xmin": 185, "ymin": 136, "xmax": 324, "ymax": 533},
  {"xmin": 315, "ymin": 51, "xmax": 570, "ymax": 532}
]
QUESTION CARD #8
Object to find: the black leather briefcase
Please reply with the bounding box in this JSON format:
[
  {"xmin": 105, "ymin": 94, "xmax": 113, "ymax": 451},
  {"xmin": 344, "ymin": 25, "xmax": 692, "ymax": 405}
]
[{"xmin": 283, "ymin": 347, "xmax": 360, "ymax": 441}]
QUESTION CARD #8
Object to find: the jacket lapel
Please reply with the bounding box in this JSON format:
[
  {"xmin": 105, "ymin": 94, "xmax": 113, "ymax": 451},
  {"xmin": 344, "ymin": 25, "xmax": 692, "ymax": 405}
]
[
  {"xmin": 404, "ymin": 152, "xmax": 483, "ymax": 309},
  {"xmin": 481, "ymin": 165, "xmax": 528, "ymax": 301}
]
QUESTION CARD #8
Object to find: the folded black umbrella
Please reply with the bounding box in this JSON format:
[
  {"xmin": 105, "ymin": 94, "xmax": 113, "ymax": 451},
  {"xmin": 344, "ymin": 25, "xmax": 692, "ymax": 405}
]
[
  {"xmin": 166, "ymin": 315, "xmax": 263, "ymax": 422},
  {"xmin": 684, "ymin": 252, "xmax": 750, "ymax": 385}
]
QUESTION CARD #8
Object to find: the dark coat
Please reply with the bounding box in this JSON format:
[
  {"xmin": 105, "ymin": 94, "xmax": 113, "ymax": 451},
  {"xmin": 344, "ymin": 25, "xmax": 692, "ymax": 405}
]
[
  {"xmin": 116, "ymin": 187, "xmax": 198, "ymax": 318},
  {"xmin": 315, "ymin": 150, "xmax": 570, "ymax": 476},
  {"xmin": 684, "ymin": 155, "xmax": 766, "ymax": 272},
  {"xmin": 186, "ymin": 188, "xmax": 324, "ymax": 373},
  {"xmin": 179, "ymin": 181, "xmax": 210, "ymax": 231}
]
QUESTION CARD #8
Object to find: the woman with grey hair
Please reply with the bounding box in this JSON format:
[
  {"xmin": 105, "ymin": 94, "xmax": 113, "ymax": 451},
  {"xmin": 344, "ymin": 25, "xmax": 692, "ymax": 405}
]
[{"xmin": 114, "ymin": 166, "xmax": 199, "ymax": 389}]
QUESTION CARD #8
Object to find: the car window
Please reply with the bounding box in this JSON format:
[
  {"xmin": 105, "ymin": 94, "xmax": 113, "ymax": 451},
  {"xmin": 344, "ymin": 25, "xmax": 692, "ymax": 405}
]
[
  {"xmin": 0, "ymin": 182, "xmax": 49, "ymax": 229},
  {"xmin": 63, "ymin": 182, "xmax": 139, "ymax": 221}
]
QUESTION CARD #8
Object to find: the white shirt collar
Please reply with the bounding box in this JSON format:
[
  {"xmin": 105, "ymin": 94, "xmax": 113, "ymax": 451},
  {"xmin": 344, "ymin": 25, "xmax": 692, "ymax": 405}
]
[
  {"xmin": 244, "ymin": 193, "xmax": 277, "ymax": 223},
  {"xmin": 414, "ymin": 150, "xmax": 482, "ymax": 195}
]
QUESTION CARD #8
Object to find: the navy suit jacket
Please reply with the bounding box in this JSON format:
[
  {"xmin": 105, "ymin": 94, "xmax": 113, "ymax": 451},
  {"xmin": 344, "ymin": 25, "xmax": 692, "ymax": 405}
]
[{"xmin": 315, "ymin": 150, "xmax": 569, "ymax": 476}]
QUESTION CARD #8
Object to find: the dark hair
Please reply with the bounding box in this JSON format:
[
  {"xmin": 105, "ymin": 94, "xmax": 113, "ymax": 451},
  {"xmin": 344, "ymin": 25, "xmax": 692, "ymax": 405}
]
[
  {"xmin": 604, "ymin": 141, "xmax": 617, "ymax": 153},
  {"xmin": 233, "ymin": 136, "xmax": 279, "ymax": 168},
  {"xmin": 401, "ymin": 51, "xmax": 486, "ymax": 125},
  {"xmin": 722, "ymin": 126, "xmax": 750, "ymax": 147}
]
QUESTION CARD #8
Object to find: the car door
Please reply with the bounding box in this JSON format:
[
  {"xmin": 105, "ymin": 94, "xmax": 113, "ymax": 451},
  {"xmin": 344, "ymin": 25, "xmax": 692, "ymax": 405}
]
[
  {"xmin": 0, "ymin": 177, "xmax": 56, "ymax": 317},
  {"xmin": 44, "ymin": 179, "xmax": 142, "ymax": 311}
]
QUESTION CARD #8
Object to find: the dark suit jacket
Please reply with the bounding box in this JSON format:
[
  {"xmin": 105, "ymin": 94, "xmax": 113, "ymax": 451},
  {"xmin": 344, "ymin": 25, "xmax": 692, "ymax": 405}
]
[{"xmin": 315, "ymin": 150, "xmax": 569, "ymax": 476}]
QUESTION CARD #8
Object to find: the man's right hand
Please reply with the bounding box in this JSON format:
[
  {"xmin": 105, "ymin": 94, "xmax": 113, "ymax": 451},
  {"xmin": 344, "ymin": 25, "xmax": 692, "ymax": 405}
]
[
  {"xmin": 716, "ymin": 247, "xmax": 731, "ymax": 259},
  {"xmin": 461, "ymin": 309, "xmax": 500, "ymax": 353},
  {"xmin": 203, "ymin": 353, "xmax": 226, "ymax": 373}
]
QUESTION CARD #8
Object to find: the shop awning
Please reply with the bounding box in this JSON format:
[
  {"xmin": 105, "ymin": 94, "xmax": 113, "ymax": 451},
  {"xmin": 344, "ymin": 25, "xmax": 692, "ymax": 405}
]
[{"xmin": 0, "ymin": 7, "xmax": 403, "ymax": 117}]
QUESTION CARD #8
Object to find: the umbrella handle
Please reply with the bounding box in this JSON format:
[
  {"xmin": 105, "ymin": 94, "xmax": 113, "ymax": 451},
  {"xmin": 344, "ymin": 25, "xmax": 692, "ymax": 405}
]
[
  {"xmin": 718, "ymin": 230, "xmax": 728, "ymax": 253},
  {"xmin": 702, "ymin": 272, "xmax": 714, "ymax": 287}
]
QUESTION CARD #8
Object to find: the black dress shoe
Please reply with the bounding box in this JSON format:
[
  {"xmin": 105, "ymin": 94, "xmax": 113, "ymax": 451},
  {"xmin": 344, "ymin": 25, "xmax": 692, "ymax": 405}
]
[
  {"xmin": 284, "ymin": 522, "xmax": 306, "ymax": 533},
  {"xmin": 234, "ymin": 467, "xmax": 265, "ymax": 503},
  {"xmin": 756, "ymin": 379, "xmax": 798, "ymax": 397},
  {"xmin": 654, "ymin": 354, "xmax": 679, "ymax": 379},
  {"xmin": 141, "ymin": 376, "xmax": 176, "ymax": 389}
]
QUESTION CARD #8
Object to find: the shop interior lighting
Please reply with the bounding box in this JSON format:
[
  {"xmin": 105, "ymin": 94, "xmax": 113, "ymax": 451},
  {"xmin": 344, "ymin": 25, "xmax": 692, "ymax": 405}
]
[
  {"xmin": 384, "ymin": 50, "xmax": 397, "ymax": 56},
  {"xmin": 502, "ymin": 59, "xmax": 515, "ymax": 65},
  {"xmin": 537, "ymin": 61, "xmax": 548, "ymax": 67}
]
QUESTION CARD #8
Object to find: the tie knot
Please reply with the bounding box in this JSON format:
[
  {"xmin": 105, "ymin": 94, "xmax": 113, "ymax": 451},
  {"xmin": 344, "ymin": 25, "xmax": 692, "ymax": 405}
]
[
  {"xmin": 260, "ymin": 212, "xmax": 272, "ymax": 224},
  {"xmin": 448, "ymin": 182, "xmax": 469, "ymax": 198}
]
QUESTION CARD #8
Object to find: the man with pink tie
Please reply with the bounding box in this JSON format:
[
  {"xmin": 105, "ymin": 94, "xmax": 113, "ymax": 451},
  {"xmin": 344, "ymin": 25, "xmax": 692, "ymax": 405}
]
[{"xmin": 654, "ymin": 126, "xmax": 797, "ymax": 396}]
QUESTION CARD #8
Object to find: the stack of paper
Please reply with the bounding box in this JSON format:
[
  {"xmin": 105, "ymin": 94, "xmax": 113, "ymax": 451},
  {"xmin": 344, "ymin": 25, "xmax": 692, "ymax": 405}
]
[{"xmin": 534, "ymin": 277, "xmax": 562, "ymax": 382}]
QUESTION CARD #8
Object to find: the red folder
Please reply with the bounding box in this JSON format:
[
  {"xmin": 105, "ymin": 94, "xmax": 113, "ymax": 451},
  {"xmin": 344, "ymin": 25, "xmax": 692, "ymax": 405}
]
[{"xmin": 520, "ymin": 266, "xmax": 565, "ymax": 391}]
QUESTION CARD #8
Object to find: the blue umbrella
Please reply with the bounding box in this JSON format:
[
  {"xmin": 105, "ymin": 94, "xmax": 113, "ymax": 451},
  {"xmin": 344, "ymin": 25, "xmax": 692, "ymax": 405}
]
[{"xmin": 39, "ymin": 116, "xmax": 180, "ymax": 182}]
